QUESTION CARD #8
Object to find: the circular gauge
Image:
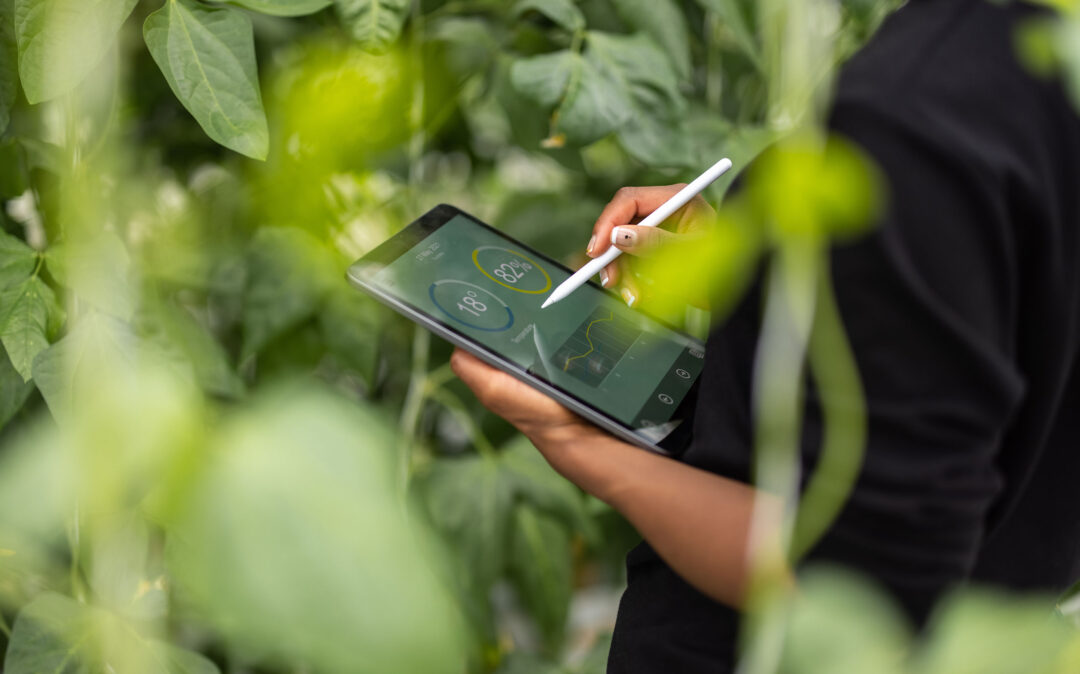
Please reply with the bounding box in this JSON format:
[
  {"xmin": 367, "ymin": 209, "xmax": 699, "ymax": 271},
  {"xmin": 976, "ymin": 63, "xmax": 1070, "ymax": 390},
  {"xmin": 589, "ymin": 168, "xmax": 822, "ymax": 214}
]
[
  {"xmin": 472, "ymin": 246, "xmax": 552, "ymax": 294},
  {"xmin": 429, "ymin": 280, "xmax": 514, "ymax": 332}
]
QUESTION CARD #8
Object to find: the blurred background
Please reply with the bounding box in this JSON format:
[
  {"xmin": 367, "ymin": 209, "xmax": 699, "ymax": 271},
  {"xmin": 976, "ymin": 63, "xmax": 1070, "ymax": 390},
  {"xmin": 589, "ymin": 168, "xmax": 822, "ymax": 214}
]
[{"xmin": 1, "ymin": 0, "xmax": 1080, "ymax": 672}]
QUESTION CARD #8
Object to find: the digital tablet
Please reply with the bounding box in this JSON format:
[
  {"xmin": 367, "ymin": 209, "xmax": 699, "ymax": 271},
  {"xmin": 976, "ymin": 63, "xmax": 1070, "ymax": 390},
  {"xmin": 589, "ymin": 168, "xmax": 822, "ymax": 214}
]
[{"xmin": 347, "ymin": 204, "xmax": 703, "ymax": 454}]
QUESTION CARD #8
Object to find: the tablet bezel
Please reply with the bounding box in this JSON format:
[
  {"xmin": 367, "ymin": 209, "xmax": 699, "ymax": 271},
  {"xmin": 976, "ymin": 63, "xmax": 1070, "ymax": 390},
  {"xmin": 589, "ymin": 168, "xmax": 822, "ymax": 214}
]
[{"xmin": 346, "ymin": 204, "xmax": 700, "ymax": 455}]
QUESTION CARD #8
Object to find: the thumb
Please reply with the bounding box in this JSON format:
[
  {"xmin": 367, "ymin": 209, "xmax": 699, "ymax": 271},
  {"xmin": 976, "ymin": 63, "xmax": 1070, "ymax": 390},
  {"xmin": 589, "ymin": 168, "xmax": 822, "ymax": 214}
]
[{"xmin": 610, "ymin": 225, "xmax": 678, "ymax": 257}]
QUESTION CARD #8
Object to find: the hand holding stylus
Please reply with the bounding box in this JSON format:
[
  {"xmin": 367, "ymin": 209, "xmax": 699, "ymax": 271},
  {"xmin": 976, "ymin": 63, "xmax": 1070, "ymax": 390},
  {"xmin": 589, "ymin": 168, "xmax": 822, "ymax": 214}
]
[{"xmin": 540, "ymin": 158, "xmax": 732, "ymax": 309}]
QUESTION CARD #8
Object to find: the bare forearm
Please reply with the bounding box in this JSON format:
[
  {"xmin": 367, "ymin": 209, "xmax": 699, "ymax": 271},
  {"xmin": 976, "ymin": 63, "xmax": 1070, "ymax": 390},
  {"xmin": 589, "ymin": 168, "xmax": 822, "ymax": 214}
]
[{"xmin": 532, "ymin": 429, "xmax": 775, "ymax": 608}]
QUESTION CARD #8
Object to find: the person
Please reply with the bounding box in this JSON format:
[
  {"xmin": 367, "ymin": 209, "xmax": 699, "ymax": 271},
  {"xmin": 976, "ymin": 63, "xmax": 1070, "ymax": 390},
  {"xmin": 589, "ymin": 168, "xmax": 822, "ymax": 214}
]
[{"xmin": 452, "ymin": 0, "xmax": 1080, "ymax": 670}]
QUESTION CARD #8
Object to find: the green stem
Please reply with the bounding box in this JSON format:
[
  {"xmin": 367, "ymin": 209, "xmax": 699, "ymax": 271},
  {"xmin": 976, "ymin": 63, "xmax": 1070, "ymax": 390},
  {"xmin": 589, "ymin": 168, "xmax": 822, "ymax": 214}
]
[
  {"xmin": 0, "ymin": 608, "xmax": 11, "ymax": 637},
  {"xmin": 428, "ymin": 388, "xmax": 496, "ymax": 459},
  {"xmin": 398, "ymin": 326, "xmax": 431, "ymax": 488},
  {"xmin": 790, "ymin": 259, "xmax": 867, "ymax": 561}
]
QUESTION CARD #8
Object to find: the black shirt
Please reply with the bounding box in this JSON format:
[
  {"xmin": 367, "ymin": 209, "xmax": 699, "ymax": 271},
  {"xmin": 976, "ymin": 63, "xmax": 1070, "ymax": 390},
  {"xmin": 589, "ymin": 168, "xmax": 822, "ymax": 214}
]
[{"xmin": 608, "ymin": 1, "xmax": 1080, "ymax": 671}]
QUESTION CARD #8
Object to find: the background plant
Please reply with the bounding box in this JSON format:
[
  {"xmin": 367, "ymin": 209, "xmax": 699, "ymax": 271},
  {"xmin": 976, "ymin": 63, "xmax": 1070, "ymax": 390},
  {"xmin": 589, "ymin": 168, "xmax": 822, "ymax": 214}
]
[{"xmin": 0, "ymin": 0, "xmax": 1078, "ymax": 672}]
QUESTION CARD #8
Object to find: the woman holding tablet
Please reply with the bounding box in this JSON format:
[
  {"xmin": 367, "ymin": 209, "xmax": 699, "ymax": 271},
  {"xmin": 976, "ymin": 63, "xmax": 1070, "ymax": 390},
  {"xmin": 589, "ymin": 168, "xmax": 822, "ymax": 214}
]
[{"xmin": 453, "ymin": 0, "xmax": 1080, "ymax": 671}]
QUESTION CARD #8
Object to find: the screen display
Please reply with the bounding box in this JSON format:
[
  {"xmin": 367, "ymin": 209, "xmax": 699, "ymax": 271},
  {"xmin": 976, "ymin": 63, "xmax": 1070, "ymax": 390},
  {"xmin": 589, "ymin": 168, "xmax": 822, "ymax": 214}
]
[{"xmin": 368, "ymin": 213, "xmax": 704, "ymax": 432}]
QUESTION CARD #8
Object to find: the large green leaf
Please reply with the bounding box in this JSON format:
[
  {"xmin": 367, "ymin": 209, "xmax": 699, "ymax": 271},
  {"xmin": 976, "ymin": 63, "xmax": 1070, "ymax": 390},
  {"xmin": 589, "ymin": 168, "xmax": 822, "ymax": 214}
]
[
  {"xmin": 46, "ymin": 231, "xmax": 133, "ymax": 320},
  {"xmin": 586, "ymin": 31, "xmax": 691, "ymax": 166},
  {"xmin": 318, "ymin": 287, "xmax": 380, "ymax": 387},
  {"xmin": 695, "ymin": 0, "xmax": 761, "ymax": 68},
  {"xmin": 166, "ymin": 388, "xmax": 465, "ymax": 673},
  {"xmin": 0, "ymin": 230, "xmax": 37, "ymax": 290},
  {"xmin": 508, "ymin": 505, "xmax": 573, "ymax": 653},
  {"xmin": 0, "ymin": 344, "xmax": 31, "ymax": 428},
  {"xmin": 510, "ymin": 48, "xmax": 631, "ymax": 146},
  {"xmin": 143, "ymin": 0, "xmax": 269, "ymax": 159},
  {"xmin": 213, "ymin": 0, "xmax": 331, "ymax": 16},
  {"xmin": 140, "ymin": 299, "xmax": 245, "ymax": 398},
  {"xmin": 0, "ymin": 0, "xmax": 16, "ymax": 134},
  {"xmin": 4, "ymin": 592, "xmax": 222, "ymax": 673},
  {"xmin": 419, "ymin": 453, "xmax": 514, "ymax": 591},
  {"xmin": 13, "ymin": 0, "xmax": 139, "ymax": 103},
  {"xmin": 334, "ymin": 0, "xmax": 410, "ymax": 52},
  {"xmin": 0, "ymin": 275, "xmax": 57, "ymax": 380},
  {"xmin": 514, "ymin": 0, "xmax": 585, "ymax": 33},
  {"xmin": 501, "ymin": 435, "xmax": 597, "ymax": 544},
  {"xmin": 609, "ymin": 0, "xmax": 691, "ymax": 80},
  {"xmin": 32, "ymin": 312, "xmax": 135, "ymax": 424},
  {"xmin": 241, "ymin": 227, "xmax": 338, "ymax": 359}
]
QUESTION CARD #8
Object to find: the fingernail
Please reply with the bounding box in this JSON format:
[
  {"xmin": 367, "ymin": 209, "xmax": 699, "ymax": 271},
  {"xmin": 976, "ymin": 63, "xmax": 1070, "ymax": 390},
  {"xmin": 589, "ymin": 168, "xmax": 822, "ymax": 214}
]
[
  {"xmin": 621, "ymin": 288, "xmax": 636, "ymax": 307},
  {"xmin": 600, "ymin": 269, "xmax": 611, "ymax": 287},
  {"xmin": 586, "ymin": 234, "xmax": 597, "ymax": 256},
  {"xmin": 612, "ymin": 226, "xmax": 636, "ymax": 247}
]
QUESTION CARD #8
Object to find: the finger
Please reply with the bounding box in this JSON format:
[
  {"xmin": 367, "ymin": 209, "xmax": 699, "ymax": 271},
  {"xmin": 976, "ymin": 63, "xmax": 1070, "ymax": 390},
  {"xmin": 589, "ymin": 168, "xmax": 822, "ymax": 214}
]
[
  {"xmin": 617, "ymin": 259, "xmax": 642, "ymax": 308},
  {"xmin": 450, "ymin": 348, "xmax": 497, "ymax": 398},
  {"xmin": 588, "ymin": 185, "xmax": 686, "ymax": 258},
  {"xmin": 600, "ymin": 258, "xmax": 619, "ymax": 289},
  {"xmin": 610, "ymin": 224, "xmax": 681, "ymax": 257}
]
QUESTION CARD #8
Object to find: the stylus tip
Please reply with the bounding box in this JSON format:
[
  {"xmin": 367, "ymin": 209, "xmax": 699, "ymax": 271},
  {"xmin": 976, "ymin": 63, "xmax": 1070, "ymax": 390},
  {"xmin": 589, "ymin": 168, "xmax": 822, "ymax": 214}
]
[{"xmin": 541, "ymin": 297, "xmax": 554, "ymax": 309}]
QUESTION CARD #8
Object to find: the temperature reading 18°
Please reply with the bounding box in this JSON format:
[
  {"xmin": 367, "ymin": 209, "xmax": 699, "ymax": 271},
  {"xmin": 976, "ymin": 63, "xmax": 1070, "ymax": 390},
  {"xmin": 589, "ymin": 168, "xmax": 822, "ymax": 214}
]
[
  {"xmin": 429, "ymin": 280, "xmax": 513, "ymax": 332},
  {"xmin": 457, "ymin": 291, "xmax": 487, "ymax": 317},
  {"xmin": 473, "ymin": 246, "xmax": 552, "ymax": 294}
]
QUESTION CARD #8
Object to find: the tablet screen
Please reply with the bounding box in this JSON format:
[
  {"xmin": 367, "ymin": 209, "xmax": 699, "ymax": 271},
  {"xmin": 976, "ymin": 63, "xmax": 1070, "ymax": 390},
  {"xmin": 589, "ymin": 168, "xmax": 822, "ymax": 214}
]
[{"xmin": 354, "ymin": 207, "xmax": 703, "ymax": 440}]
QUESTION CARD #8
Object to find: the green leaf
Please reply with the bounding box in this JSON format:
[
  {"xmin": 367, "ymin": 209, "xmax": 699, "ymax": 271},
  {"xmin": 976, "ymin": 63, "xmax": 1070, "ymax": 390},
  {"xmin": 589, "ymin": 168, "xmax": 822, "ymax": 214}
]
[
  {"xmin": 609, "ymin": 0, "xmax": 691, "ymax": 80},
  {"xmin": 696, "ymin": 0, "xmax": 761, "ymax": 68},
  {"xmin": 334, "ymin": 0, "xmax": 410, "ymax": 52},
  {"xmin": 0, "ymin": 275, "xmax": 57, "ymax": 381},
  {"xmin": 501, "ymin": 435, "xmax": 597, "ymax": 544},
  {"xmin": 0, "ymin": 138, "xmax": 29, "ymax": 198},
  {"xmin": 0, "ymin": 344, "xmax": 31, "ymax": 428},
  {"xmin": 32, "ymin": 312, "xmax": 135, "ymax": 424},
  {"xmin": 781, "ymin": 568, "xmax": 911, "ymax": 674},
  {"xmin": 213, "ymin": 0, "xmax": 332, "ymax": 16},
  {"xmin": 140, "ymin": 299, "xmax": 245, "ymax": 398},
  {"xmin": 419, "ymin": 454, "xmax": 514, "ymax": 591},
  {"xmin": 3, "ymin": 592, "xmax": 223, "ymax": 673},
  {"xmin": 143, "ymin": 0, "xmax": 269, "ymax": 160},
  {"xmin": 510, "ymin": 48, "xmax": 631, "ymax": 145},
  {"xmin": 514, "ymin": 0, "xmax": 585, "ymax": 33},
  {"xmin": 319, "ymin": 287, "xmax": 380, "ymax": 387},
  {"xmin": 46, "ymin": 231, "xmax": 132, "ymax": 320},
  {"xmin": 508, "ymin": 505, "xmax": 573, "ymax": 653},
  {"xmin": 13, "ymin": 0, "xmax": 139, "ymax": 104},
  {"xmin": 242, "ymin": 227, "xmax": 338, "ymax": 359},
  {"xmin": 0, "ymin": 0, "xmax": 16, "ymax": 134},
  {"xmin": 913, "ymin": 589, "xmax": 1076, "ymax": 674},
  {"xmin": 4, "ymin": 592, "xmax": 99, "ymax": 673},
  {"xmin": 586, "ymin": 31, "xmax": 691, "ymax": 166},
  {"xmin": 166, "ymin": 387, "xmax": 465, "ymax": 673},
  {"xmin": 0, "ymin": 229, "xmax": 37, "ymax": 290}
]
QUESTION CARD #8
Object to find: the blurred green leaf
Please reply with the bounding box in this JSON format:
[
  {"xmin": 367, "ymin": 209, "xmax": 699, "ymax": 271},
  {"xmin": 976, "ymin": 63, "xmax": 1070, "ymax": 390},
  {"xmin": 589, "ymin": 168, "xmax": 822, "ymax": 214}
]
[
  {"xmin": 214, "ymin": 0, "xmax": 332, "ymax": 16},
  {"xmin": 141, "ymin": 299, "xmax": 245, "ymax": 398},
  {"xmin": 586, "ymin": 31, "xmax": 691, "ymax": 166},
  {"xmin": 420, "ymin": 453, "xmax": 514, "ymax": 591},
  {"xmin": 511, "ymin": 47, "xmax": 630, "ymax": 147},
  {"xmin": 0, "ymin": 138, "xmax": 29, "ymax": 198},
  {"xmin": 143, "ymin": 0, "xmax": 270, "ymax": 160},
  {"xmin": 46, "ymin": 231, "xmax": 133, "ymax": 321},
  {"xmin": 13, "ymin": 0, "xmax": 139, "ymax": 104},
  {"xmin": 242, "ymin": 227, "xmax": 338, "ymax": 359},
  {"xmin": 32, "ymin": 312, "xmax": 135, "ymax": 424},
  {"xmin": 508, "ymin": 504, "xmax": 573, "ymax": 653},
  {"xmin": 514, "ymin": 0, "xmax": 585, "ymax": 33},
  {"xmin": 318, "ymin": 288, "xmax": 380, "ymax": 386},
  {"xmin": 912, "ymin": 589, "xmax": 1076, "ymax": 674},
  {"xmin": 696, "ymin": 0, "xmax": 761, "ymax": 68},
  {"xmin": 334, "ymin": 0, "xmax": 410, "ymax": 52},
  {"xmin": 0, "ymin": 0, "xmax": 16, "ymax": 134},
  {"xmin": 4, "ymin": 592, "xmax": 222, "ymax": 673},
  {"xmin": 495, "ymin": 652, "xmax": 567, "ymax": 674},
  {"xmin": 0, "ymin": 343, "xmax": 32, "ymax": 427},
  {"xmin": 0, "ymin": 229, "xmax": 37, "ymax": 289},
  {"xmin": 0, "ymin": 275, "xmax": 57, "ymax": 380},
  {"xmin": 781, "ymin": 567, "xmax": 911, "ymax": 674},
  {"xmin": 609, "ymin": 0, "xmax": 692, "ymax": 80},
  {"xmin": 167, "ymin": 387, "xmax": 465, "ymax": 673},
  {"xmin": 501, "ymin": 435, "xmax": 597, "ymax": 545},
  {"xmin": 577, "ymin": 633, "xmax": 613, "ymax": 674}
]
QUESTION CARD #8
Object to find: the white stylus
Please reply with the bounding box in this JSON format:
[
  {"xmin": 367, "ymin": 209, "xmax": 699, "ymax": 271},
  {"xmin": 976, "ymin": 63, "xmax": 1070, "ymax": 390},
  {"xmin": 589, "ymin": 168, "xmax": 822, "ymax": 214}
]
[{"xmin": 540, "ymin": 157, "xmax": 734, "ymax": 309}]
